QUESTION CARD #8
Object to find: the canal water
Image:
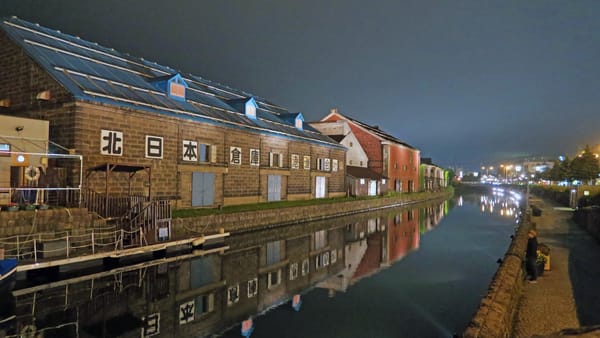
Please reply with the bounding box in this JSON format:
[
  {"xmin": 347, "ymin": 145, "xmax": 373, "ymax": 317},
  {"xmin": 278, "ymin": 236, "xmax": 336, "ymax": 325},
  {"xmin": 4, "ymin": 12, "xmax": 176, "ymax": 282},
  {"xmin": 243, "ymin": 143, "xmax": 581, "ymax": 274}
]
[{"xmin": 0, "ymin": 188, "xmax": 521, "ymax": 338}]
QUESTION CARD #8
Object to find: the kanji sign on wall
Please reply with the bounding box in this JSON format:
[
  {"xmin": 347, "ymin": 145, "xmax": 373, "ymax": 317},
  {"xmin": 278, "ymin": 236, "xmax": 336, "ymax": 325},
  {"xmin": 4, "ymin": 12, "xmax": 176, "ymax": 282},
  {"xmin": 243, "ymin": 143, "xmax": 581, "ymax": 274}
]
[
  {"xmin": 182, "ymin": 140, "xmax": 198, "ymax": 162},
  {"xmin": 100, "ymin": 129, "xmax": 123, "ymax": 156},
  {"xmin": 230, "ymin": 147, "xmax": 242, "ymax": 165},
  {"xmin": 146, "ymin": 136, "xmax": 163, "ymax": 159}
]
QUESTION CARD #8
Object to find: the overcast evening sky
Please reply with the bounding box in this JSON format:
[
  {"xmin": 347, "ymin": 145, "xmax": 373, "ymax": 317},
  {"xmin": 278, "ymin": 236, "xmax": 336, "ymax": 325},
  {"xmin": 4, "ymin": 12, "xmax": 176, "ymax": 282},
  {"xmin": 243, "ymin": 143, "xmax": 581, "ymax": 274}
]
[{"xmin": 2, "ymin": 1, "xmax": 600, "ymax": 170}]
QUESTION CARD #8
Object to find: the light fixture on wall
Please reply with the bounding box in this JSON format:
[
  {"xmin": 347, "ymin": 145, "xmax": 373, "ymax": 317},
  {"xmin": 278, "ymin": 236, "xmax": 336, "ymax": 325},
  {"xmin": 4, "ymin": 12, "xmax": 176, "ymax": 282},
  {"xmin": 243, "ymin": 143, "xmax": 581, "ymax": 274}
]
[{"xmin": 0, "ymin": 98, "xmax": 10, "ymax": 107}]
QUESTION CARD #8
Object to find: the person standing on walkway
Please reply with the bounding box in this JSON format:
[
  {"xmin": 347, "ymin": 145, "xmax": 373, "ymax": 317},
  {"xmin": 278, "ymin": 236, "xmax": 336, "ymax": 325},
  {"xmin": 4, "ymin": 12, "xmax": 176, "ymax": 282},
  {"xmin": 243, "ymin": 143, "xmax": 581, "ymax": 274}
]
[{"xmin": 526, "ymin": 229, "xmax": 539, "ymax": 283}]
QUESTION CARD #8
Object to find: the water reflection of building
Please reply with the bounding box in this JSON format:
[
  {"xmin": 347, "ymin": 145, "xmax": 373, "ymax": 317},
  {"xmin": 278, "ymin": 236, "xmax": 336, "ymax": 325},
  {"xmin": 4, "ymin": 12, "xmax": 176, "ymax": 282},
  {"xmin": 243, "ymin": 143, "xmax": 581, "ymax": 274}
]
[
  {"xmin": 1, "ymin": 201, "xmax": 451, "ymax": 338},
  {"xmin": 419, "ymin": 200, "xmax": 447, "ymax": 234},
  {"xmin": 2, "ymin": 222, "xmax": 347, "ymax": 337},
  {"xmin": 319, "ymin": 202, "xmax": 446, "ymax": 296}
]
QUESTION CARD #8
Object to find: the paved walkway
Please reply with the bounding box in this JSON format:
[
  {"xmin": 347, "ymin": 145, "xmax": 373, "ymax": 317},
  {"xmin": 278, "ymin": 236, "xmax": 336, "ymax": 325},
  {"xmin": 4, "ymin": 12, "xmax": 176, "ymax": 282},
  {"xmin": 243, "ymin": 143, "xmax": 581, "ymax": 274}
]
[{"xmin": 512, "ymin": 197, "xmax": 600, "ymax": 337}]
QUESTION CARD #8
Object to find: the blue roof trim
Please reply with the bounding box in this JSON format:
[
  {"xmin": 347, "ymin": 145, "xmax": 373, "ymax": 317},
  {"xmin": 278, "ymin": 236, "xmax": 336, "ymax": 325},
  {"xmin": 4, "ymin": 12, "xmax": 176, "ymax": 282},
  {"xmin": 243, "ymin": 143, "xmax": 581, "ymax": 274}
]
[{"xmin": 0, "ymin": 17, "xmax": 343, "ymax": 149}]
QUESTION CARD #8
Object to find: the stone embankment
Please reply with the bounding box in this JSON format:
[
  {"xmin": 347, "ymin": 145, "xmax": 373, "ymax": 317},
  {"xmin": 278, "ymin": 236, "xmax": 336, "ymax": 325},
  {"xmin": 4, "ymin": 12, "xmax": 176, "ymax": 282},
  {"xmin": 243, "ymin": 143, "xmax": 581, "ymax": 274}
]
[
  {"xmin": 462, "ymin": 209, "xmax": 530, "ymax": 338},
  {"xmin": 465, "ymin": 194, "xmax": 600, "ymax": 338}
]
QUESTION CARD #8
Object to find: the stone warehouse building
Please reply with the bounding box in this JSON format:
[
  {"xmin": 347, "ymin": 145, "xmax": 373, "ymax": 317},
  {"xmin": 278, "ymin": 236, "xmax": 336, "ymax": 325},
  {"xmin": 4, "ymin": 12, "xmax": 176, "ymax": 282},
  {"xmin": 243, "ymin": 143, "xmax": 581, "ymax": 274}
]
[{"xmin": 0, "ymin": 17, "xmax": 346, "ymax": 213}]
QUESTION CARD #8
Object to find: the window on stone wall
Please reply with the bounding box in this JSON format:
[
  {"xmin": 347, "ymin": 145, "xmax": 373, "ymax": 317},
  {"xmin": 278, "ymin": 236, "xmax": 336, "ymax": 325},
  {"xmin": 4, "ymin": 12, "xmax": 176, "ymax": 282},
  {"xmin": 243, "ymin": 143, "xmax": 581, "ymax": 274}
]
[
  {"xmin": 250, "ymin": 149, "xmax": 260, "ymax": 166},
  {"xmin": 291, "ymin": 154, "xmax": 300, "ymax": 169},
  {"xmin": 200, "ymin": 144, "xmax": 216, "ymax": 163},
  {"xmin": 269, "ymin": 152, "xmax": 283, "ymax": 168},
  {"xmin": 0, "ymin": 143, "xmax": 10, "ymax": 156},
  {"xmin": 303, "ymin": 155, "xmax": 311, "ymax": 170}
]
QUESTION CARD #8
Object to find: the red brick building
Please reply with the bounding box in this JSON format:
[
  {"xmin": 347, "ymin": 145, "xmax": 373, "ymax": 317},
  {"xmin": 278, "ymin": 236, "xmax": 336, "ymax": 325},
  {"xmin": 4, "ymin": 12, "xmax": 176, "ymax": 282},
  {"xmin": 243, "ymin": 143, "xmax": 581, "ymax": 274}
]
[
  {"xmin": 0, "ymin": 17, "xmax": 346, "ymax": 219},
  {"xmin": 317, "ymin": 109, "xmax": 420, "ymax": 193}
]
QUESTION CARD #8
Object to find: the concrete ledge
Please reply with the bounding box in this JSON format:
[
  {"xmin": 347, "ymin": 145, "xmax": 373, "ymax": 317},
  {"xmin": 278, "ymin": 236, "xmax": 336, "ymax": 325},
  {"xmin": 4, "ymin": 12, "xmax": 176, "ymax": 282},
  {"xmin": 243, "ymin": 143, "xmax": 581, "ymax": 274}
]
[{"xmin": 463, "ymin": 214, "xmax": 529, "ymax": 338}]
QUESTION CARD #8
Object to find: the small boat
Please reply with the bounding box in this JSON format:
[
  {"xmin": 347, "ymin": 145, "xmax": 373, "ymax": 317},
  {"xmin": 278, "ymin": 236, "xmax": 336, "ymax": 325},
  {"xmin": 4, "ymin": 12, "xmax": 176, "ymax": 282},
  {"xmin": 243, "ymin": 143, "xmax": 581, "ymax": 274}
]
[
  {"xmin": 0, "ymin": 258, "xmax": 17, "ymax": 326},
  {"xmin": 0, "ymin": 258, "xmax": 17, "ymax": 285}
]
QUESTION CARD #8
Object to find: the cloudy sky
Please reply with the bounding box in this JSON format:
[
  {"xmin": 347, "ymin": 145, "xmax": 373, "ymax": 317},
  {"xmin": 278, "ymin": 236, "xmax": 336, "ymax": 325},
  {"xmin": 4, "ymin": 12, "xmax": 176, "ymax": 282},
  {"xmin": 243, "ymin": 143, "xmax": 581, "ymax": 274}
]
[{"xmin": 2, "ymin": 0, "xmax": 599, "ymax": 169}]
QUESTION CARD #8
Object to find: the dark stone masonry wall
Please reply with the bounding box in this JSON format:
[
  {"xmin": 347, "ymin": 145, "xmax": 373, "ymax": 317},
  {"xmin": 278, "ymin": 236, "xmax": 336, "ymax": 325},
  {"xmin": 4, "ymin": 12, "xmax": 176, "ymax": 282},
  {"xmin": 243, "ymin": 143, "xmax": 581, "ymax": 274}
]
[
  {"xmin": 463, "ymin": 212, "xmax": 530, "ymax": 338},
  {"xmin": 0, "ymin": 208, "xmax": 100, "ymax": 237}
]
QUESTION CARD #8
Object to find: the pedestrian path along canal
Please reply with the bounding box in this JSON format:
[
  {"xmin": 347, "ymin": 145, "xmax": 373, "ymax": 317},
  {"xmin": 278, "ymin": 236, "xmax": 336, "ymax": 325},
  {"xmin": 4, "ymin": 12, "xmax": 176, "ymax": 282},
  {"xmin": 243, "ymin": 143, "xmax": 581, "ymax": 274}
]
[{"xmin": 1, "ymin": 188, "xmax": 521, "ymax": 338}]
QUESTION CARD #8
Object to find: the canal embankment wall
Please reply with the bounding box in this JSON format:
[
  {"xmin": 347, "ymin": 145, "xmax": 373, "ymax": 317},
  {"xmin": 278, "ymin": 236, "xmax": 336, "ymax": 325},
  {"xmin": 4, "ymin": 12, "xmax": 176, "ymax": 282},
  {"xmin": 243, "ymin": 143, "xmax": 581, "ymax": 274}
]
[
  {"xmin": 0, "ymin": 208, "xmax": 102, "ymax": 238},
  {"xmin": 463, "ymin": 210, "xmax": 531, "ymax": 338},
  {"xmin": 0, "ymin": 191, "xmax": 451, "ymax": 240},
  {"xmin": 173, "ymin": 190, "xmax": 452, "ymax": 236},
  {"xmin": 573, "ymin": 207, "xmax": 600, "ymax": 243}
]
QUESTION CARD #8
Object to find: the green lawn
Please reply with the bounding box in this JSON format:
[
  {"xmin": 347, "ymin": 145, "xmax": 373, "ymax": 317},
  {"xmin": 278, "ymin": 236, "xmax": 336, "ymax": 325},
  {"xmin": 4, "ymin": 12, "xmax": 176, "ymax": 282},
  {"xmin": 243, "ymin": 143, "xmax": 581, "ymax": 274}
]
[{"xmin": 173, "ymin": 187, "xmax": 453, "ymax": 218}]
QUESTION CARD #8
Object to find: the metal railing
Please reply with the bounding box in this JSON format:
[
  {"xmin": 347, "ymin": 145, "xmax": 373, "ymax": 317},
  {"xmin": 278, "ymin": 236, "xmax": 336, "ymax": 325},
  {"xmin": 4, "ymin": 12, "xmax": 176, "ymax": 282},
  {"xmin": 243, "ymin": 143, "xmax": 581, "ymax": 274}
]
[
  {"xmin": 0, "ymin": 226, "xmax": 147, "ymax": 264},
  {"xmin": 125, "ymin": 199, "xmax": 172, "ymax": 243},
  {"xmin": 82, "ymin": 189, "xmax": 147, "ymax": 219}
]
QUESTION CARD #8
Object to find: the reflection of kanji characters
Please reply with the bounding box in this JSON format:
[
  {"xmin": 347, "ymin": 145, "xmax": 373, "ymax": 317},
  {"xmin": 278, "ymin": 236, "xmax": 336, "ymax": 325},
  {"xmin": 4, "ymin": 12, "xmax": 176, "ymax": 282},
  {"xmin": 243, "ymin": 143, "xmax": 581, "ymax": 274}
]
[
  {"xmin": 142, "ymin": 313, "xmax": 160, "ymax": 337},
  {"xmin": 179, "ymin": 301, "xmax": 195, "ymax": 324},
  {"xmin": 183, "ymin": 141, "xmax": 197, "ymax": 161},
  {"xmin": 101, "ymin": 130, "xmax": 123, "ymax": 155}
]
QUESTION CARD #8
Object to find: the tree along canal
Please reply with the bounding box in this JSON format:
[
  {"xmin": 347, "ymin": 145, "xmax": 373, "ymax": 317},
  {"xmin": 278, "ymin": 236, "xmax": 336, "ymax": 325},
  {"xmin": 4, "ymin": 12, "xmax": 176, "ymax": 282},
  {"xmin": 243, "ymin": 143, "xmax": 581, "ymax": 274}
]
[{"xmin": 0, "ymin": 188, "xmax": 521, "ymax": 338}]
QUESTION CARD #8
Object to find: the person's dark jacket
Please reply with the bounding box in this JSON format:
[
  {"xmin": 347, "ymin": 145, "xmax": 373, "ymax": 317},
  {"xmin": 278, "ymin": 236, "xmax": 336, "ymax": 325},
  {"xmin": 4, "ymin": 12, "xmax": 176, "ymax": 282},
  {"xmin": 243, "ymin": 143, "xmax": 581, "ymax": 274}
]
[{"xmin": 526, "ymin": 236, "xmax": 538, "ymax": 259}]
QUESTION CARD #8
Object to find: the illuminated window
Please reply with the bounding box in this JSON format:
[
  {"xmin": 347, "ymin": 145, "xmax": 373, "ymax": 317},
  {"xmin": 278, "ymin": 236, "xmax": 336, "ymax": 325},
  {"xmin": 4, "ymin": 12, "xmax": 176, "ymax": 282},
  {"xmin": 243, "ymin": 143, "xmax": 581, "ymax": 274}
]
[
  {"xmin": 0, "ymin": 143, "xmax": 10, "ymax": 157},
  {"xmin": 170, "ymin": 82, "xmax": 185, "ymax": 99},
  {"xmin": 246, "ymin": 103, "xmax": 256, "ymax": 119},
  {"xmin": 250, "ymin": 149, "xmax": 260, "ymax": 166},
  {"xmin": 291, "ymin": 154, "xmax": 300, "ymax": 169},
  {"xmin": 303, "ymin": 156, "xmax": 311, "ymax": 170}
]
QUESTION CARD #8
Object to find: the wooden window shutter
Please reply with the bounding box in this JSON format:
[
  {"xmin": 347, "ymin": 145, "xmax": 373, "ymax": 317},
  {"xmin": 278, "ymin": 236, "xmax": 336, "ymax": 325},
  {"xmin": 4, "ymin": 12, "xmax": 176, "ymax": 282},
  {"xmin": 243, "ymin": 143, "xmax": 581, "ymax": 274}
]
[
  {"xmin": 269, "ymin": 152, "xmax": 274, "ymax": 167},
  {"xmin": 210, "ymin": 145, "xmax": 217, "ymax": 163},
  {"xmin": 278, "ymin": 153, "xmax": 283, "ymax": 167}
]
